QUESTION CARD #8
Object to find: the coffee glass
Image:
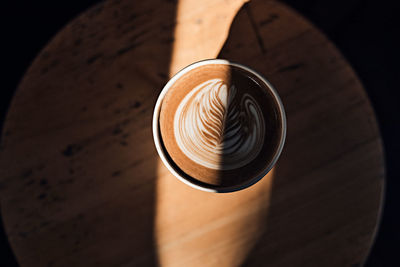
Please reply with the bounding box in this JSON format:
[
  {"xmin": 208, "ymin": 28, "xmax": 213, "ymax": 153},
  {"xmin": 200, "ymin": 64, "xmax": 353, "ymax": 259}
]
[{"xmin": 153, "ymin": 59, "xmax": 286, "ymax": 193}]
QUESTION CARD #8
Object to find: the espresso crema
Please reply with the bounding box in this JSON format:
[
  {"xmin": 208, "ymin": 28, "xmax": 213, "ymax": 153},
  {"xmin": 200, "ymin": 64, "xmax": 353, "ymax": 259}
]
[{"xmin": 157, "ymin": 61, "xmax": 285, "ymax": 189}]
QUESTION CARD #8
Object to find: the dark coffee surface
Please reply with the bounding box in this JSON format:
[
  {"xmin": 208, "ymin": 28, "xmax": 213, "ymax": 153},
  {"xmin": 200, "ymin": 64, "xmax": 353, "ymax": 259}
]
[{"xmin": 159, "ymin": 63, "xmax": 284, "ymax": 189}]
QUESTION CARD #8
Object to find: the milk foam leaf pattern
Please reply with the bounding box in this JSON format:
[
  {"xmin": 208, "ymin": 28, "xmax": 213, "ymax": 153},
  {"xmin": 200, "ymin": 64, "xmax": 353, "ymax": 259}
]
[{"xmin": 174, "ymin": 79, "xmax": 265, "ymax": 170}]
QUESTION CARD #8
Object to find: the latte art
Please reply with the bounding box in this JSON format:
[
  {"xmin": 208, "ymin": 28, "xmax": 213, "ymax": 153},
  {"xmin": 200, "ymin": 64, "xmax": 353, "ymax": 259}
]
[
  {"xmin": 174, "ymin": 79, "xmax": 265, "ymax": 170},
  {"xmin": 156, "ymin": 60, "xmax": 286, "ymax": 190}
]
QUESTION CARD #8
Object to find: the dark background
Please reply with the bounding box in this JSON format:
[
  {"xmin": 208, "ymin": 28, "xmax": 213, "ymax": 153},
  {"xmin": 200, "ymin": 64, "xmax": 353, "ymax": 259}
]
[{"xmin": 1, "ymin": 0, "xmax": 399, "ymax": 266}]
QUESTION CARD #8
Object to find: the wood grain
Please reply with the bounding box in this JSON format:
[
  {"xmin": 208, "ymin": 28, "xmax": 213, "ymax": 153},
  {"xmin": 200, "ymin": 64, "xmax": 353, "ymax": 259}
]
[{"xmin": 0, "ymin": 0, "xmax": 384, "ymax": 266}]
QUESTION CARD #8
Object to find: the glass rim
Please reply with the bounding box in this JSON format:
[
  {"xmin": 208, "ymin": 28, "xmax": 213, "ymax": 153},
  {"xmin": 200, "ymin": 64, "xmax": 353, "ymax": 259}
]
[{"xmin": 152, "ymin": 59, "xmax": 287, "ymax": 193}]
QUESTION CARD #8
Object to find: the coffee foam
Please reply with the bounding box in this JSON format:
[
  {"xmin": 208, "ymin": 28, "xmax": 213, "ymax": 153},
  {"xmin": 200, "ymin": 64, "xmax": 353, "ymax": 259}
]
[
  {"xmin": 156, "ymin": 61, "xmax": 285, "ymax": 190},
  {"xmin": 174, "ymin": 78, "xmax": 265, "ymax": 170}
]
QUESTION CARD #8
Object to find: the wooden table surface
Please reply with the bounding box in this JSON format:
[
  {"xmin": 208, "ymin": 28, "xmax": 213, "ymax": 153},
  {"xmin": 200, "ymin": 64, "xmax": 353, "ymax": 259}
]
[{"xmin": 0, "ymin": 0, "xmax": 384, "ymax": 266}]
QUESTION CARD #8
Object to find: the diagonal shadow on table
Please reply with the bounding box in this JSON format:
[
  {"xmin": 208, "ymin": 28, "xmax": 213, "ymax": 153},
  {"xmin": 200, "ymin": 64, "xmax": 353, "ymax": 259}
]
[
  {"xmin": 0, "ymin": 0, "xmax": 178, "ymax": 266},
  {"xmin": 1, "ymin": 0, "xmax": 383, "ymax": 266},
  {"xmin": 218, "ymin": 1, "xmax": 383, "ymax": 266}
]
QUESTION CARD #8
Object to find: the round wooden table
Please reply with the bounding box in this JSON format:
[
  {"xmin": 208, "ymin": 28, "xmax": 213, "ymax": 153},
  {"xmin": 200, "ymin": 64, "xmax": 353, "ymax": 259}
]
[{"xmin": 0, "ymin": 0, "xmax": 384, "ymax": 266}]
